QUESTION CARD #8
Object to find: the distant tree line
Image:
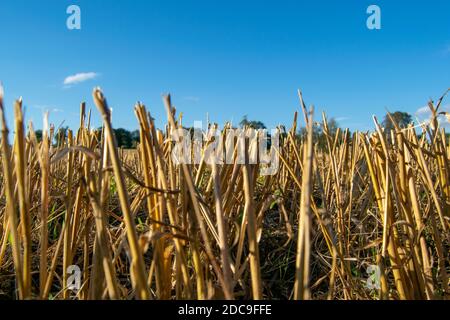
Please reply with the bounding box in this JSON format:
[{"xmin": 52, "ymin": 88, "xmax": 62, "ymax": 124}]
[
  {"xmin": 32, "ymin": 111, "xmax": 414, "ymax": 149},
  {"xmin": 34, "ymin": 127, "xmax": 141, "ymax": 148}
]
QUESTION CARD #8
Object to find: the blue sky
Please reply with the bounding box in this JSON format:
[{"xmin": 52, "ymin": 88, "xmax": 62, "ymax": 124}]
[{"xmin": 0, "ymin": 0, "xmax": 449, "ymax": 131}]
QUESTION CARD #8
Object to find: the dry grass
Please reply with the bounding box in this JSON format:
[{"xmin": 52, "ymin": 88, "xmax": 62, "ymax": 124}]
[{"xmin": 0, "ymin": 86, "xmax": 449, "ymax": 300}]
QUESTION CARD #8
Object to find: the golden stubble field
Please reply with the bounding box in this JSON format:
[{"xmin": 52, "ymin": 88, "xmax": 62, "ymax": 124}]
[{"xmin": 0, "ymin": 87, "xmax": 449, "ymax": 300}]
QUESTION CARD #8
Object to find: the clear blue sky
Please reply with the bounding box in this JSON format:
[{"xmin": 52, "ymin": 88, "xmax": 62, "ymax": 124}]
[{"xmin": 0, "ymin": 0, "xmax": 449, "ymax": 131}]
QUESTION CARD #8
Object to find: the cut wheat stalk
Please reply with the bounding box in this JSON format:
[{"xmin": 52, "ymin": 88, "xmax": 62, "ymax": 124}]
[{"xmin": 93, "ymin": 88, "xmax": 150, "ymax": 300}]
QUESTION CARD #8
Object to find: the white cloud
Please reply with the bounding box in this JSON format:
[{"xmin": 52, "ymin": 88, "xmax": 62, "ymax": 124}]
[
  {"xmin": 335, "ymin": 116, "xmax": 350, "ymax": 122},
  {"xmin": 415, "ymin": 104, "xmax": 450, "ymax": 128},
  {"xmin": 63, "ymin": 72, "xmax": 98, "ymax": 86},
  {"xmin": 31, "ymin": 105, "xmax": 64, "ymax": 113},
  {"xmin": 415, "ymin": 104, "xmax": 450, "ymax": 117},
  {"xmin": 415, "ymin": 106, "xmax": 430, "ymax": 116}
]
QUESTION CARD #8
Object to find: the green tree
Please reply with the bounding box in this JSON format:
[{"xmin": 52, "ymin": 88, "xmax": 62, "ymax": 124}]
[
  {"xmin": 382, "ymin": 111, "xmax": 412, "ymax": 132},
  {"xmin": 35, "ymin": 130, "xmax": 43, "ymax": 142},
  {"xmin": 239, "ymin": 115, "xmax": 266, "ymax": 129},
  {"xmin": 55, "ymin": 126, "xmax": 69, "ymax": 146},
  {"xmin": 130, "ymin": 130, "xmax": 140, "ymax": 148},
  {"xmin": 298, "ymin": 118, "xmax": 341, "ymax": 149},
  {"xmin": 113, "ymin": 128, "xmax": 133, "ymax": 148}
]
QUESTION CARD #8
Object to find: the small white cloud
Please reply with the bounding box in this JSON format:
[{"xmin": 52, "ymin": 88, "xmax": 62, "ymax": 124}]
[
  {"xmin": 416, "ymin": 104, "xmax": 450, "ymax": 117},
  {"xmin": 31, "ymin": 105, "xmax": 64, "ymax": 113},
  {"xmin": 415, "ymin": 106, "xmax": 430, "ymax": 116},
  {"xmin": 415, "ymin": 104, "xmax": 450, "ymax": 128},
  {"xmin": 335, "ymin": 116, "xmax": 350, "ymax": 122},
  {"xmin": 63, "ymin": 72, "xmax": 98, "ymax": 86}
]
